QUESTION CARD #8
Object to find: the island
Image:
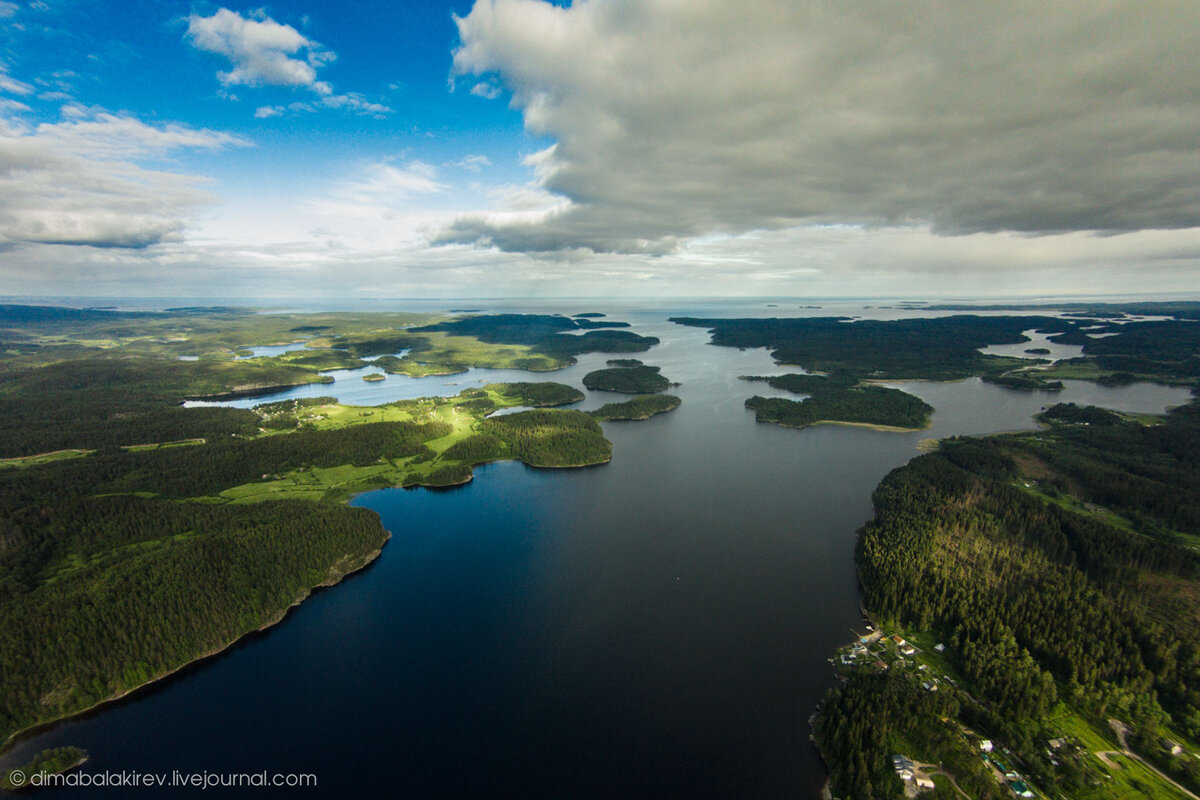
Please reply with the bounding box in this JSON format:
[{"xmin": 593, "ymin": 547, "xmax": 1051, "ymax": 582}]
[
  {"xmin": 582, "ymin": 364, "xmax": 672, "ymax": 393},
  {"xmin": 980, "ymin": 373, "xmax": 1065, "ymax": 391},
  {"xmin": 589, "ymin": 395, "xmax": 681, "ymax": 421},
  {"xmin": 742, "ymin": 374, "xmax": 933, "ymax": 431}
]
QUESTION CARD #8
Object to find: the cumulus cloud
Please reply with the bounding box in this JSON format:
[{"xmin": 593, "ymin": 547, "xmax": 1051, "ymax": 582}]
[
  {"xmin": 469, "ymin": 82, "xmax": 501, "ymax": 99},
  {"xmin": 0, "ymin": 108, "xmax": 247, "ymax": 248},
  {"xmin": 442, "ymin": 0, "xmax": 1200, "ymax": 254},
  {"xmin": 186, "ymin": 8, "xmax": 330, "ymax": 91},
  {"xmin": 187, "ymin": 8, "xmax": 391, "ymax": 118}
]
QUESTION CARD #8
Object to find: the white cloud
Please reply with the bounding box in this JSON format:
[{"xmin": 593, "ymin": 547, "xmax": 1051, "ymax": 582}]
[
  {"xmin": 253, "ymin": 92, "xmax": 392, "ymax": 120},
  {"xmin": 0, "ymin": 70, "xmax": 34, "ymax": 96},
  {"xmin": 0, "ymin": 107, "xmax": 248, "ymax": 248},
  {"xmin": 469, "ymin": 82, "xmax": 501, "ymax": 99},
  {"xmin": 346, "ymin": 161, "xmax": 443, "ymax": 201},
  {"xmin": 186, "ymin": 8, "xmax": 391, "ymax": 118},
  {"xmin": 186, "ymin": 8, "xmax": 328, "ymax": 90},
  {"xmin": 0, "ymin": 1, "xmax": 17, "ymax": 19},
  {"xmin": 449, "ymin": 154, "xmax": 491, "ymax": 172},
  {"xmin": 444, "ymin": 0, "xmax": 1200, "ymax": 255}
]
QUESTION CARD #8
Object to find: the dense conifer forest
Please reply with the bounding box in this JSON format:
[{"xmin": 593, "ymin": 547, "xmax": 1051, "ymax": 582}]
[
  {"xmin": 582, "ymin": 365, "xmax": 672, "ymax": 394},
  {"xmin": 589, "ymin": 394, "xmax": 681, "ymax": 421},
  {"xmin": 743, "ymin": 373, "xmax": 933, "ymax": 430},
  {"xmin": 814, "ymin": 396, "xmax": 1200, "ymax": 799}
]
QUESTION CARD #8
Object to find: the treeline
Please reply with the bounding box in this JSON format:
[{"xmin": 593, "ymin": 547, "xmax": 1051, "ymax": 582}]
[
  {"xmin": 744, "ymin": 373, "xmax": 932, "ymax": 430},
  {"xmin": 818, "ymin": 400, "xmax": 1200, "ymax": 797},
  {"xmin": 0, "ymin": 495, "xmax": 388, "ymax": 743},
  {"xmin": 479, "ymin": 410, "xmax": 610, "ymax": 467}
]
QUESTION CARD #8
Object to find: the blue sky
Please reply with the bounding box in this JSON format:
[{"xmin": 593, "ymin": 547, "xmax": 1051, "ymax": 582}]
[{"xmin": 1, "ymin": 1, "xmax": 1198, "ymax": 299}]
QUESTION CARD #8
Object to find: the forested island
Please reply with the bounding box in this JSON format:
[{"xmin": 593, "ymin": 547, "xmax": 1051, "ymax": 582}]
[
  {"xmin": 582, "ymin": 364, "xmax": 673, "ymax": 393},
  {"xmin": 742, "ymin": 374, "xmax": 933, "ymax": 430},
  {"xmin": 589, "ymin": 394, "xmax": 681, "ymax": 421},
  {"xmin": 980, "ymin": 373, "xmax": 1065, "ymax": 392},
  {"xmin": 0, "ymin": 307, "xmax": 645, "ymax": 749}
]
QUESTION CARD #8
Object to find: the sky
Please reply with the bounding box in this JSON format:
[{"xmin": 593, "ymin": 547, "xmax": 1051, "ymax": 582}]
[{"xmin": 0, "ymin": 0, "xmax": 1198, "ymax": 300}]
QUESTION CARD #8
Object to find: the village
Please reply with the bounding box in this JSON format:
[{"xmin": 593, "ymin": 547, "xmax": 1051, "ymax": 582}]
[
  {"xmin": 830, "ymin": 625, "xmax": 1045, "ymax": 800},
  {"xmin": 826, "ymin": 623, "xmax": 1200, "ymax": 800}
]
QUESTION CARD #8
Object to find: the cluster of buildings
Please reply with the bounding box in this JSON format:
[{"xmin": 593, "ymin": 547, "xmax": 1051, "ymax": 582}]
[{"xmin": 890, "ymin": 755, "xmax": 935, "ymax": 793}]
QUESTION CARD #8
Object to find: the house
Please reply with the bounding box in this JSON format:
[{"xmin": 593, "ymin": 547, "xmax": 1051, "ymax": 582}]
[
  {"xmin": 933, "ymin": 643, "xmax": 945, "ymax": 653},
  {"xmin": 1009, "ymin": 780, "xmax": 1035, "ymax": 798},
  {"xmin": 979, "ymin": 739, "xmax": 994, "ymax": 753},
  {"xmin": 892, "ymin": 754, "xmax": 915, "ymax": 781},
  {"xmin": 900, "ymin": 644, "xmax": 916, "ymax": 655},
  {"xmin": 915, "ymin": 776, "xmax": 935, "ymax": 790},
  {"xmin": 922, "ymin": 681, "xmax": 938, "ymax": 692},
  {"xmin": 892, "ymin": 635, "xmax": 906, "ymax": 646}
]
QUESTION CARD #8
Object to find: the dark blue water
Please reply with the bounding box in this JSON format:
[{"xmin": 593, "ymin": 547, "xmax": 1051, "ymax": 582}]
[{"xmin": 3, "ymin": 308, "xmax": 1191, "ymax": 798}]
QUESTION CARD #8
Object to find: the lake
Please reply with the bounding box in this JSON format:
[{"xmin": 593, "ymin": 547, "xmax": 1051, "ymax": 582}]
[{"xmin": 4, "ymin": 304, "xmax": 1191, "ymax": 798}]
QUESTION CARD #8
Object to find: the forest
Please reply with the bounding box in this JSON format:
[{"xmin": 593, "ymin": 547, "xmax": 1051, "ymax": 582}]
[
  {"xmin": 1, "ymin": 746, "xmax": 87, "ymax": 789},
  {"xmin": 478, "ymin": 410, "xmax": 611, "ymax": 467},
  {"xmin": 743, "ymin": 373, "xmax": 933, "ymax": 430},
  {"xmin": 582, "ymin": 364, "xmax": 672, "ymax": 394},
  {"xmin": 980, "ymin": 373, "xmax": 1065, "ymax": 391},
  {"xmin": 0, "ymin": 496, "xmax": 389, "ymax": 744},
  {"xmin": 589, "ymin": 394, "xmax": 681, "ymax": 421},
  {"xmin": 814, "ymin": 394, "xmax": 1200, "ymax": 800},
  {"xmin": 670, "ymin": 314, "xmax": 1068, "ymax": 379}
]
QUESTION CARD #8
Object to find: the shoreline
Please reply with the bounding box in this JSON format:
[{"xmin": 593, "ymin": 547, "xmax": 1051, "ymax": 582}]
[
  {"xmin": 758, "ymin": 417, "xmax": 931, "ymax": 433},
  {"xmin": 1, "ymin": 532, "xmax": 390, "ymax": 754}
]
